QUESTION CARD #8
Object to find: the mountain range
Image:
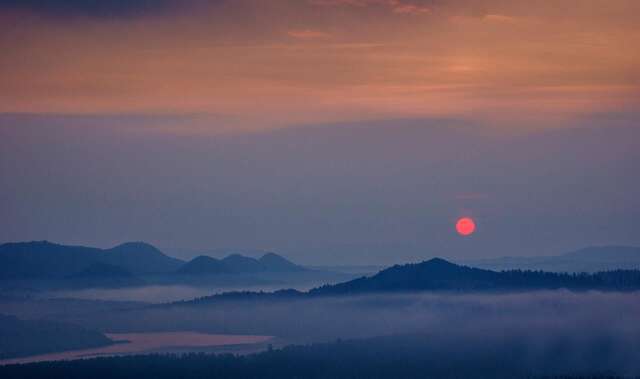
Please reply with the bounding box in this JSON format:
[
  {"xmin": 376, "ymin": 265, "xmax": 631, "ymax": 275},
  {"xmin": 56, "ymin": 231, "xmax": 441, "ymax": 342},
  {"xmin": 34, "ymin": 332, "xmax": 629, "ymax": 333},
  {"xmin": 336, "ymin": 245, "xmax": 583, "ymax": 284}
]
[
  {"xmin": 0, "ymin": 241, "xmax": 306, "ymax": 284},
  {"xmin": 3, "ymin": 241, "xmax": 640, "ymax": 293},
  {"xmin": 177, "ymin": 253, "xmax": 306, "ymax": 275}
]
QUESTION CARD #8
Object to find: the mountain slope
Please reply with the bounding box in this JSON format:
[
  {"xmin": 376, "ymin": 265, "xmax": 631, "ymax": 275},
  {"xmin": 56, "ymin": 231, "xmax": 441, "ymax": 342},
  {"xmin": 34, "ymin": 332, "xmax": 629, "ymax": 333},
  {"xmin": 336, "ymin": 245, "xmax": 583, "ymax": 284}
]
[
  {"xmin": 103, "ymin": 242, "xmax": 183, "ymax": 274},
  {"xmin": 67, "ymin": 263, "xmax": 134, "ymax": 279},
  {"xmin": 259, "ymin": 252, "xmax": 306, "ymax": 272},
  {"xmin": 0, "ymin": 241, "xmax": 184, "ymax": 280},
  {"xmin": 0, "ymin": 241, "xmax": 102, "ymax": 279},
  {"xmin": 222, "ymin": 254, "xmax": 266, "ymax": 273},
  {"xmin": 65, "ymin": 263, "xmax": 144, "ymax": 288}
]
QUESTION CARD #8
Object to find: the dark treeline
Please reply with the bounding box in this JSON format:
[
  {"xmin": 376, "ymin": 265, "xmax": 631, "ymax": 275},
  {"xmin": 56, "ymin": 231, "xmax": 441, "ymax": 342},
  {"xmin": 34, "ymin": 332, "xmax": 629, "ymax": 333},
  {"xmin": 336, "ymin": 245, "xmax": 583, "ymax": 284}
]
[
  {"xmin": 2, "ymin": 335, "xmax": 638, "ymax": 379},
  {"xmin": 0, "ymin": 314, "xmax": 113, "ymax": 359}
]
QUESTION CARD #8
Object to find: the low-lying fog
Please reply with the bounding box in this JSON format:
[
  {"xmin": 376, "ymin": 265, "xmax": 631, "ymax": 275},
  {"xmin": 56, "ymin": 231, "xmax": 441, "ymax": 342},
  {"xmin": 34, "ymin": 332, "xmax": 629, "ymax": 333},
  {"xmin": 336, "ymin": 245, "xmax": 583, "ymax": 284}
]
[
  {"xmin": 183, "ymin": 290, "xmax": 639, "ymax": 375},
  {"xmin": 73, "ymin": 291, "xmax": 640, "ymax": 340},
  {"xmin": 4, "ymin": 290, "xmax": 639, "ymax": 375},
  {"xmin": 44, "ymin": 284, "xmax": 307, "ymax": 303},
  {"xmin": 41, "ymin": 272, "xmax": 361, "ymax": 303}
]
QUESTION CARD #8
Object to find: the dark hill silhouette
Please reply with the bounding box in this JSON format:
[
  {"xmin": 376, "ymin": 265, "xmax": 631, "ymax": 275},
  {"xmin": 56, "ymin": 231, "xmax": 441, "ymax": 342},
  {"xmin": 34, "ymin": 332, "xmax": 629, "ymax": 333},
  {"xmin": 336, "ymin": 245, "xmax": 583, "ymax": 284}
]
[
  {"xmin": 102, "ymin": 242, "xmax": 183, "ymax": 274},
  {"xmin": 310, "ymin": 258, "xmax": 502, "ymax": 294},
  {"xmin": 309, "ymin": 258, "xmax": 640, "ymax": 295},
  {"xmin": 0, "ymin": 241, "xmax": 102, "ymax": 279},
  {"xmin": 0, "ymin": 241, "xmax": 184, "ymax": 280}
]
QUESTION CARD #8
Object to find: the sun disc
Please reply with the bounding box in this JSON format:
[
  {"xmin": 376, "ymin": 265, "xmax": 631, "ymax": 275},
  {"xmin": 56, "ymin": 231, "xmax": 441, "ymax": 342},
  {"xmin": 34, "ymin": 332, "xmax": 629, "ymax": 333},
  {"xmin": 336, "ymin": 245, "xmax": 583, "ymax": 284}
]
[{"xmin": 456, "ymin": 217, "xmax": 476, "ymax": 236}]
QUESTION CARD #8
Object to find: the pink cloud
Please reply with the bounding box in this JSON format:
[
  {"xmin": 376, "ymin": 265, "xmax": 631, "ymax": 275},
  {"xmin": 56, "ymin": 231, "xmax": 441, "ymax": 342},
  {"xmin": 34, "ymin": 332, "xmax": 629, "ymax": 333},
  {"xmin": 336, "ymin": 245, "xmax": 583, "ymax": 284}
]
[
  {"xmin": 391, "ymin": 3, "xmax": 431, "ymax": 15},
  {"xmin": 287, "ymin": 29, "xmax": 331, "ymax": 39},
  {"xmin": 310, "ymin": 0, "xmax": 431, "ymax": 15},
  {"xmin": 483, "ymin": 14, "xmax": 518, "ymax": 24}
]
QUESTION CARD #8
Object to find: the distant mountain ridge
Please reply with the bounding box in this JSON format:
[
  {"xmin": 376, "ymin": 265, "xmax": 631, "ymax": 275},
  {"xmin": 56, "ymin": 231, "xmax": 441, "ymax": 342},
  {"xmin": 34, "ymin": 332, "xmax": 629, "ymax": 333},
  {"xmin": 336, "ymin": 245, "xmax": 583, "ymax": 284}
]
[
  {"xmin": 461, "ymin": 246, "xmax": 640, "ymax": 273},
  {"xmin": 103, "ymin": 242, "xmax": 184, "ymax": 274},
  {"xmin": 4, "ymin": 242, "xmax": 639, "ymax": 291},
  {"xmin": 0, "ymin": 241, "xmax": 307, "ymax": 283},
  {"xmin": 177, "ymin": 252, "xmax": 306, "ymax": 275}
]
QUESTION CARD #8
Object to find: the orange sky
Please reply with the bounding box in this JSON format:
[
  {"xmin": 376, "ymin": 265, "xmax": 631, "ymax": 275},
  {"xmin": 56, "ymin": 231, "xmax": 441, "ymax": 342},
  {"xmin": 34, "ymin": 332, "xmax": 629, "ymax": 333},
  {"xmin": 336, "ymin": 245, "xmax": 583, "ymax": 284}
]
[{"xmin": 1, "ymin": 0, "xmax": 639, "ymax": 132}]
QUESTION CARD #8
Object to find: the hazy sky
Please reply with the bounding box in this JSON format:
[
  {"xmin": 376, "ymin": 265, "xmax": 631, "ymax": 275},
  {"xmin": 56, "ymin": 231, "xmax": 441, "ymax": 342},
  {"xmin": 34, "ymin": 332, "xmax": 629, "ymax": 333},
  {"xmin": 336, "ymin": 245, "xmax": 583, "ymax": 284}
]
[{"xmin": 0, "ymin": 1, "xmax": 639, "ymax": 264}]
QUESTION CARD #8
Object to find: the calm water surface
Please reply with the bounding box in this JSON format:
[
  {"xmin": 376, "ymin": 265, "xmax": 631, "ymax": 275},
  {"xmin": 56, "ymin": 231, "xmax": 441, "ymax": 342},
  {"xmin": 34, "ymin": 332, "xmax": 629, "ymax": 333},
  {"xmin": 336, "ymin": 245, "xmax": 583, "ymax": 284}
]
[{"xmin": 0, "ymin": 332, "xmax": 273, "ymax": 365}]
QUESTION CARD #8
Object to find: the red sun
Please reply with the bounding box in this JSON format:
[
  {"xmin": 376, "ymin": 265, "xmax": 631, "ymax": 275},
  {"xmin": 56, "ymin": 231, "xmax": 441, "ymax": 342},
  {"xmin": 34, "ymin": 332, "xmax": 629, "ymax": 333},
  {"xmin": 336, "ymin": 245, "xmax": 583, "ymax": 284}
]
[{"xmin": 456, "ymin": 217, "xmax": 476, "ymax": 236}]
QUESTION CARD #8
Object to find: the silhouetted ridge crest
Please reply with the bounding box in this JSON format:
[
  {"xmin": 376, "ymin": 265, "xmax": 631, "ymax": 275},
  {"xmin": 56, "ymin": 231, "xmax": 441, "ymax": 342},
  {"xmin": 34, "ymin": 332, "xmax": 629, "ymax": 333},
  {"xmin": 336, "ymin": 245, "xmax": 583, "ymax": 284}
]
[
  {"xmin": 0, "ymin": 241, "xmax": 183, "ymax": 279},
  {"xmin": 111, "ymin": 241, "xmax": 156, "ymax": 249},
  {"xmin": 176, "ymin": 252, "xmax": 306, "ymax": 275},
  {"xmin": 222, "ymin": 254, "xmax": 265, "ymax": 273}
]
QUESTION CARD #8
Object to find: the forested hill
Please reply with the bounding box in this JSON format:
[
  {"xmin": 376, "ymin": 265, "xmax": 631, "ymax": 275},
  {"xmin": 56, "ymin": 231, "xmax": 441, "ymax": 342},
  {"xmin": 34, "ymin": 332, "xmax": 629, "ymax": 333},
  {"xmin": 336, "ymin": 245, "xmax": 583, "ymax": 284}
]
[
  {"xmin": 169, "ymin": 258, "xmax": 640, "ymax": 306},
  {"xmin": 309, "ymin": 258, "xmax": 640, "ymax": 295}
]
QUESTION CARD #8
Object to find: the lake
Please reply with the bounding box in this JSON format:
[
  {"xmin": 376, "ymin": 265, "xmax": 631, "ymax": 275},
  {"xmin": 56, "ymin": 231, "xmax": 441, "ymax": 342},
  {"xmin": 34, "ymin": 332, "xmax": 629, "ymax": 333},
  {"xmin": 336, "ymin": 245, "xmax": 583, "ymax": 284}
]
[{"xmin": 0, "ymin": 332, "xmax": 273, "ymax": 365}]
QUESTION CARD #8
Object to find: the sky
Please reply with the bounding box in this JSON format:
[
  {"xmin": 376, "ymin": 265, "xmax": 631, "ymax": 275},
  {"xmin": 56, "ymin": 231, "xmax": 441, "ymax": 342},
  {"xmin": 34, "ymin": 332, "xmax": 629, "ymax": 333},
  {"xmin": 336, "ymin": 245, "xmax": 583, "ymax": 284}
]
[{"xmin": 0, "ymin": 0, "xmax": 639, "ymax": 264}]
